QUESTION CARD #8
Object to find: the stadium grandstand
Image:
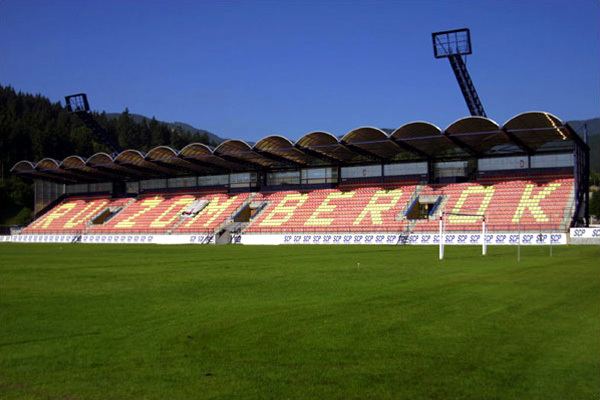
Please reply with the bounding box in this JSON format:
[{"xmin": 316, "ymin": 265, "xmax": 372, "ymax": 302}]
[{"xmin": 8, "ymin": 111, "xmax": 590, "ymax": 245}]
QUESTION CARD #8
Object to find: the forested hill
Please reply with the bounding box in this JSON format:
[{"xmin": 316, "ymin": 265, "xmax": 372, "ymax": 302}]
[
  {"xmin": 0, "ymin": 85, "xmax": 221, "ymax": 169},
  {"xmin": 105, "ymin": 113, "xmax": 223, "ymax": 147},
  {"xmin": 0, "ymin": 85, "xmax": 220, "ymax": 224}
]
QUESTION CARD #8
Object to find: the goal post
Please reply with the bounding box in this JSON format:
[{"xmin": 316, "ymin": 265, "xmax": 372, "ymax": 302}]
[{"xmin": 439, "ymin": 211, "xmax": 487, "ymax": 260}]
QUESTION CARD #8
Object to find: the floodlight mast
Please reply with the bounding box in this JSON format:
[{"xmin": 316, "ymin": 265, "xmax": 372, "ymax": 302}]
[
  {"xmin": 64, "ymin": 93, "xmax": 122, "ymax": 155},
  {"xmin": 432, "ymin": 28, "xmax": 487, "ymax": 117}
]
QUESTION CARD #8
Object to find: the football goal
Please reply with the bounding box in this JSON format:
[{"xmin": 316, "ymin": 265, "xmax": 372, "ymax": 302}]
[{"xmin": 438, "ymin": 211, "xmax": 487, "ymax": 260}]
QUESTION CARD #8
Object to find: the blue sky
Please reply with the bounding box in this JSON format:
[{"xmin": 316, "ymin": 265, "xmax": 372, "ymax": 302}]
[{"xmin": 1, "ymin": 0, "xmax": 598, "ymax": 142}]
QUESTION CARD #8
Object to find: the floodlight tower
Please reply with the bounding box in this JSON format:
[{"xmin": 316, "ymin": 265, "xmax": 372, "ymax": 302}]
[
  {"xmin": 65, "ymin": 93, "xmax": 122, "ymax": 155},
  {"xmin": 432, "ymin": 28, "xmax": 487, "ymax": 117}
]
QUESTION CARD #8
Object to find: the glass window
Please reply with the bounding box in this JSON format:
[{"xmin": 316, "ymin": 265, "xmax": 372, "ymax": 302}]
[
  {"xmin": 340, "ymin": 165, "xmax": 381, "ymax": 178},
  {"xmin": 384, "ymin": 162, "xmax": 427, "ymax": 176}
]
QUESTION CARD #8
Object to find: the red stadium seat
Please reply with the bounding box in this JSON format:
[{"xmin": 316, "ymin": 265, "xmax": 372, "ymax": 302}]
[{"xmin": 21, "ymin": 175, "xmax": 574, "ymax": 236}]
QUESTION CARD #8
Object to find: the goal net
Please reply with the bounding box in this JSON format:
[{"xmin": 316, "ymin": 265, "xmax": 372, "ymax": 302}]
[{"xmin": 439, "ymin": 211, "xmax": 487, "ymax": 260}]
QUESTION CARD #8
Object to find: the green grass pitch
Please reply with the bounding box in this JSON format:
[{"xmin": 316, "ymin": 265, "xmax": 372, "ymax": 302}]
[{"xmin": 0, "ymin": 244, "xmax": 598, "ymax": 399}]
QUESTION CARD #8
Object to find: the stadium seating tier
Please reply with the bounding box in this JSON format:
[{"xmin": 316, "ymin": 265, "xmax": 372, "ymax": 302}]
[{"xmin": 22, "ymin": 176, "xmax": 574, "ymax": 235}]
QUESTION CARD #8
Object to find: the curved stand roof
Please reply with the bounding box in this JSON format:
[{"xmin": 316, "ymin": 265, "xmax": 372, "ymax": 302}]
[{"xmin": 11, "ymin": 111, "xmax": 584, "ymax": 183}]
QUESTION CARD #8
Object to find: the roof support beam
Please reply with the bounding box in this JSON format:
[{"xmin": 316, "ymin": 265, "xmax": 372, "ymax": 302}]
[
  {"xmin": 37, "ymin": 168, "xmax": 99, "ymax": 183},
  {"xmin": 295, "ymin": 144, "xmax": 341, "ymax": 165},
  {"xmin": 115, "ymin": 162, "xmax": 176, "ymax": 178},
  {"xmin": 389, "ymin": 138, "xmax": 430, "ymax": 159},
  {"xmin": 207, "ymin": 155, "xmax": 248, "ymax": 171},
  {"xmin": 215, "ymin": 154, "xmax": 265, "ymax": 171},
  {"xmin": 94, "ymin": 164, "xmax": 153, "ymax": 180},
  {"xmin": 501, "ymin": 128, "xmax": 534, "ymax": 155},
  {"xmin": 181, "ymin": 153, "xmax": 247, "ymax": 172},
  {"xmin": 15, "ymin": 171, "xmax": 79, "ymax": 184},
  {"xmin": 341, "ymin": 142, "xmax": 386, "ymax": 162},
  {"xmin": 68, "ymin": 167, "xmax": 124, "ymax": 181},
  {"xmin": 148, "ymin": 158, "xmax": 209, "ymax": 175},
  {"xmin": 253, "ymin": 149, "xmax": 304, "ymax": 168},
  {"xmin": 137, "ymin": 161, "xmax": 183, "ymax": 176},
  {"xmin": 179, "ymin": 156, "xmax": 230, "ymax": 174},
  {"xmin": 444, "ymin": 135, "xmax": 478, "ymax": 157}
]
